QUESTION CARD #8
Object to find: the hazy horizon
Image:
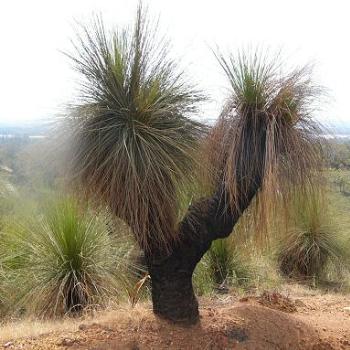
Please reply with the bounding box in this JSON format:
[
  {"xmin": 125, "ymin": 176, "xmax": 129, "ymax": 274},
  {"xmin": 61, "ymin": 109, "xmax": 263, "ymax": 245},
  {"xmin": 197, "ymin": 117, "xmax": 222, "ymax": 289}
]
[{"xmin": 1, "ymin": 0, "xmax": 349, "ymax": 124}]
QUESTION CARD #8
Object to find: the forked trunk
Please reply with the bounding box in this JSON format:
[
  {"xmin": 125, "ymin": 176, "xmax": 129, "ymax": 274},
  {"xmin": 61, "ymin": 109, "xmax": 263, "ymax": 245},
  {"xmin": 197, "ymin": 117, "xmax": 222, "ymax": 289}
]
[{"xmin": 146, "ymin": 182, "xmax": 261, "ymax": 325}]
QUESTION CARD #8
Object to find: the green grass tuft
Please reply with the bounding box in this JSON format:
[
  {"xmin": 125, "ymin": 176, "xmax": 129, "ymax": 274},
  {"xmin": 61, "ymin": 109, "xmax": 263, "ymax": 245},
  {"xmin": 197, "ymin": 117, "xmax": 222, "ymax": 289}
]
[
  {"xmin": 277, "ymin": 188, "xmax": 347, "ymax": 279},
  {"xmin": 207, "ymin": 238, "xmax": 253, "ymax": 289},
  {"xmin": 0, "ymin": 197, "xmax": 134, "ymax": 317}
]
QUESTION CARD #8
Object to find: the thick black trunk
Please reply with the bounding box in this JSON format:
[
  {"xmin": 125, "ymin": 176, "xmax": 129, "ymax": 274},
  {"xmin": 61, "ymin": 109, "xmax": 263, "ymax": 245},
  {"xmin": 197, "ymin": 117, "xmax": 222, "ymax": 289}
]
[
  {"xmin": 146, "ymin": 182, "xmax": 261, "ymax": 324},
  {"xmin": 147, "ymin": 254, "xmax": 199, "ymax": 324},
  {"xmin": 145, "ymin": 202, "xmax": 211, "ymax": 324}
]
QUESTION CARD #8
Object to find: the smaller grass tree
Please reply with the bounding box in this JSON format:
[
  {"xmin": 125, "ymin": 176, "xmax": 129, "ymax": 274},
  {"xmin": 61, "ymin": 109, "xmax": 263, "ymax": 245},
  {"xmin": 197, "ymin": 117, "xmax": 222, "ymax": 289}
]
[
  {"xmin": 278, "ymin": 188, "xmax": 346, "ymax": 280},
  {"xmin": 64, "ymin": 4, "xmax": 325, "ymax": 324},
  {"xmin": 0, "ymin": 198, "xmax": 133, "ymax": 316}
]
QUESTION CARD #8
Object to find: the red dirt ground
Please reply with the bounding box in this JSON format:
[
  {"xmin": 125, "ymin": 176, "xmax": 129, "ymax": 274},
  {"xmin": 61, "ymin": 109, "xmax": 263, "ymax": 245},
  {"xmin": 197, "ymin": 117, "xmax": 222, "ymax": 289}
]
[{"xmin": 3, "ymin": 290, "xmax": 350, "ymax": 350}]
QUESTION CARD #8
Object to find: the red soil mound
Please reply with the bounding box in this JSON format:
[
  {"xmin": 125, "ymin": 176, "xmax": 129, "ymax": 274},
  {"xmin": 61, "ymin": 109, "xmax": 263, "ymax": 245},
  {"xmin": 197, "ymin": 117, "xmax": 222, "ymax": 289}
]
[{"xmin": 6, "ymin": 293, "xmax": 350, "ymax": 350}]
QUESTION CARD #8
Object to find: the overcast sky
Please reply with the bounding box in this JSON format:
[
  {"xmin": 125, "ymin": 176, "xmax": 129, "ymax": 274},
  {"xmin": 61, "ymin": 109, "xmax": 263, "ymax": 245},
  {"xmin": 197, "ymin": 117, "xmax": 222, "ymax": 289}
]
[{"xmin": 0, "ymin": 0, "xmax": 349, "ymax": 125}]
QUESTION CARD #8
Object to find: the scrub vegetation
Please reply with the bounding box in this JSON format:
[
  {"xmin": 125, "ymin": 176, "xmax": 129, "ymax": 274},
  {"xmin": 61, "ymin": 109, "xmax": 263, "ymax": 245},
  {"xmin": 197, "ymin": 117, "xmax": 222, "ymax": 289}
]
[{"xmin": 0, "ymin": 3, "xmax": 349, "ymax": 328}]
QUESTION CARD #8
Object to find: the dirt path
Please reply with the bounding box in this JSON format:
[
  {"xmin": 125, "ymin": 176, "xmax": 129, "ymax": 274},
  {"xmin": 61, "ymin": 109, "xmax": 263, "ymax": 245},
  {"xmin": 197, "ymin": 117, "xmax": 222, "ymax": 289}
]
[{"xmin": 2, "ymin": 291, "xmax": 350, "ymax": 350}]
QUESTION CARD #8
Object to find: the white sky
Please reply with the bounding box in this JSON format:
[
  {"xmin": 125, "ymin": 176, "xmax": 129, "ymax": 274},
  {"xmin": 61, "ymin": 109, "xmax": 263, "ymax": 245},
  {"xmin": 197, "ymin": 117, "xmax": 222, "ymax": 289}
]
[{"xmin": 0, "ymin": 0, "xmax": 349, "ymax": 124}]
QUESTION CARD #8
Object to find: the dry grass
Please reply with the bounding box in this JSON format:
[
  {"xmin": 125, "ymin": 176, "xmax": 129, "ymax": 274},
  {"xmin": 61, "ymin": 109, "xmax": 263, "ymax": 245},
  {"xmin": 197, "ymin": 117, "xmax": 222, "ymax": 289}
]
[
  {"xmin": 0, "ymin": 303, "xmax": 152, "ymax": 343},
  {"xmin": 0, "ymin": 318, "xmax": 80, "ymax": 343}
]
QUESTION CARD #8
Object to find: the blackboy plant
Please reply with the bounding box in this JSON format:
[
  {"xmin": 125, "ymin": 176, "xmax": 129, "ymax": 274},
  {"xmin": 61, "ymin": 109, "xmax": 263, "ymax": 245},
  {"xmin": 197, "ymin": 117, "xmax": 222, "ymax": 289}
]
[
  {"xmin": 64, "ymin": 4, "xmax": 324, "ymax": 324},
  {"xmin": 0, "ymin": 198, "xmax": 133, "ymax": 316}
]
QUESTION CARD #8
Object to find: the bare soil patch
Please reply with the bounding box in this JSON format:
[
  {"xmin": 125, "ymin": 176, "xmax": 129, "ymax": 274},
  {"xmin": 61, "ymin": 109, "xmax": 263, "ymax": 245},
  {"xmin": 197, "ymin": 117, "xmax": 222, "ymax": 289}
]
[{"xmin": 2, "ymin": 289, "xmax": 350, "ymax": 350}]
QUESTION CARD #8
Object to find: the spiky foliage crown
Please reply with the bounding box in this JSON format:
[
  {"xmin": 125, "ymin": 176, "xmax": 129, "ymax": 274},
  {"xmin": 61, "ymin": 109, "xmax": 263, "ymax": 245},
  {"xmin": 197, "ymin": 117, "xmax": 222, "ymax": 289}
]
[
  {"xmin": 65, "ymin": 6, "xmax": 205, "ymax": 252},
  {"xmin": 206, "ymin": 50, "xmax": 324, "ymax": 219}
]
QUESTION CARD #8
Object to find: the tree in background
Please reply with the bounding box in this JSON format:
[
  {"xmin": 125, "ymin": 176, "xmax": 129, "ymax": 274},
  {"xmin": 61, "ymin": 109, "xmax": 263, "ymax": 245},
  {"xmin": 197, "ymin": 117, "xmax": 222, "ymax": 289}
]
[{"xmin": 64, "ymin": 5, "xmax": 323, "ymax": 324}]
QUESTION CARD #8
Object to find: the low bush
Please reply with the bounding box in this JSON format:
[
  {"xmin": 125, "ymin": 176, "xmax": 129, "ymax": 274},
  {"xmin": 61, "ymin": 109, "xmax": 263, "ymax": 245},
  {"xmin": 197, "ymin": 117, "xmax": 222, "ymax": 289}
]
[
  {"xmin": 277, "ymin": 189, "xmax": 346, "ymax": 279},
  {"xmin": 0, "ymin": 197, "xmax": 134, "ymax": 317}
]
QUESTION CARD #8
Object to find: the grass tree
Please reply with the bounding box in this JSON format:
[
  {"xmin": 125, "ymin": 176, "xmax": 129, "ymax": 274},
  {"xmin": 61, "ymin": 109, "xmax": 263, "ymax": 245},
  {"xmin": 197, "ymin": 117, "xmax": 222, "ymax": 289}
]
[
  {"xmin": 64, "ymin": 5, "xmax": 323, "ymax": 324},
  {"xmin": 278, "ymin": 188, "xmax": 345, "ymax": 279},
  {"xmin": 0, "ymin": 198, "xmax": 133, "ymax": 316}
]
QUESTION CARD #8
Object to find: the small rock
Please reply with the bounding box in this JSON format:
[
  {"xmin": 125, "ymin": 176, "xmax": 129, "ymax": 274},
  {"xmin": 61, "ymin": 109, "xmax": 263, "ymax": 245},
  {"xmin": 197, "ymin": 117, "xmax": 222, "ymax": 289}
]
[
  {"xmin": 58, "ymin": 338, "xmax": 76, "ymax": 347},
  {"xmin": 78, "ymin": 324, "xmax": 88, "ymax": 331},
  {"xmin": 3, "ymin": 342, "xmax": 13, "ymax": 348}
]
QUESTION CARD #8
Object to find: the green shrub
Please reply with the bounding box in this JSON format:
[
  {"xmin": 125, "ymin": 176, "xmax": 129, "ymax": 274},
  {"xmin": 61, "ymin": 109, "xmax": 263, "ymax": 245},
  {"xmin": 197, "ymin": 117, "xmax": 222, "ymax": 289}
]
[
  {"xmin": 277, "ymin": 189, "xmax": 346, "ymax": 279},
  {"xmin": 207, "ymin": 238, "xmax": 253, "ymax": 289},
  {"xmin": 0, "ymin": 197, "xmax": 134, "ymax": 317}
]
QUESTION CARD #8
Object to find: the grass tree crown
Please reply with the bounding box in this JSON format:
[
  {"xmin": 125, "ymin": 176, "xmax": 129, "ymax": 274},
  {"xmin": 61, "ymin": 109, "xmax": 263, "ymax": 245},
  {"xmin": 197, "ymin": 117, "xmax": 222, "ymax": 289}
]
[
  {"xmin": 65, "ymin": 5, "xmax": 206, "ymax": 252},
  {"xmin": 206, "ymin": 49, "xmax": 324, "ymax": 226}
]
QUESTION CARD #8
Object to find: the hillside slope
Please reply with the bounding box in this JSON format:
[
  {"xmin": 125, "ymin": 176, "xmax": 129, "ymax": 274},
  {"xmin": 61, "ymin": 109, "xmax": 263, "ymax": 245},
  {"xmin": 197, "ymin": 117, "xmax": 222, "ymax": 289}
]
[{"xmin": 2, "ymin": 288, "xmax": 349, "ymax": 350}]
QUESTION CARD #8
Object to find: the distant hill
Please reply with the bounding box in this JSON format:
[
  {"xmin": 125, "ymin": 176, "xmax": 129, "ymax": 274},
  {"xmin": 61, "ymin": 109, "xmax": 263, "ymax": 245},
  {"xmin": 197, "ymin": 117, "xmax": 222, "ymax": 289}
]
[
  {"xmin": 0, "ymin": 120, "xmax": 52, "ymax": 137},
  {"xmin": 324, "ymin": 120, "xmax": 350, "ymax": 135},
  {"xmin": 1, "ymin": 117, "xmax": 350, "ymax": 138}
]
